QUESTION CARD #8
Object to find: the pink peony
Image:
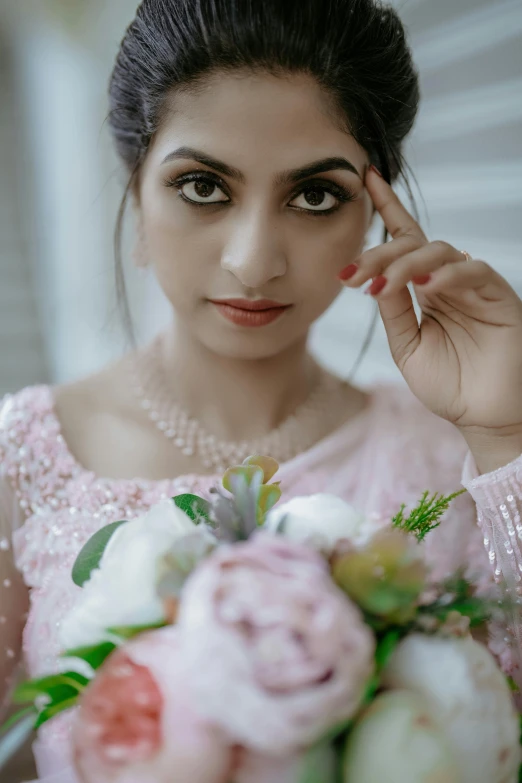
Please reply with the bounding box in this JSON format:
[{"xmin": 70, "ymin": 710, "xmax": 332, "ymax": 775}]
[
  {"xmin": 72, "ymin": 627, "xmax": 232, "ymax": 783},
  {"xmin": 177, "ymin": 532, "xmax": 375, "ymax": 755}
]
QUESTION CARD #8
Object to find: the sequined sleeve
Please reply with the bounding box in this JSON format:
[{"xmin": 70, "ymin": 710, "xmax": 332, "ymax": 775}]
[
  {"xmin": 0, "ymin": 396, "xmax": 30, "ymax": 720},
  {"xmin": 461, "ymin": 447, "xmax": 522, "ymax": 686}
]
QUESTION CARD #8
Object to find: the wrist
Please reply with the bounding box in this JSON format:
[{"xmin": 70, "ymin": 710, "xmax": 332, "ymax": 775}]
[{"xmin": 457, "ymin": 425, "xmax": 522, "ymax": 475}]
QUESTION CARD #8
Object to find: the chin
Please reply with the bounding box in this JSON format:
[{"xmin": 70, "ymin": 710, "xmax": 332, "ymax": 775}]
[{"xmin": 196, "ymin": 320, "xmax": 305, "ymax": 361}]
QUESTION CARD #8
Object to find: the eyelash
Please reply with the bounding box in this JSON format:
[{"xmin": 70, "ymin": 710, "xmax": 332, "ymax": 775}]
[{"xmin": 163, "ymin": 171, "xmax": 357, "ymax": 216}]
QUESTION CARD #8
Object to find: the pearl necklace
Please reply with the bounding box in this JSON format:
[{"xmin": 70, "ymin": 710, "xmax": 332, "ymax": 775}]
[{"xmin": 129, "ymin": 335, "xmax": 352, "ymax": 473}]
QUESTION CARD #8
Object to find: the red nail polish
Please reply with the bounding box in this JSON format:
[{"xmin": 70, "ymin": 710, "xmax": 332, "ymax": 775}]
[
  {"xmin": 412, "ymin": 274, "xmax": 431, "ymax": 285},
  {"xmin": 366, "ymin": 275, "xmax": 387, "ymax": 296},
  {"xmin": 369, "ymin": 164, "xmax": 382, "ymax": 178},
  {"xmin": 338, "ymin": 263, "xmax": 359, "ymax": 281}
]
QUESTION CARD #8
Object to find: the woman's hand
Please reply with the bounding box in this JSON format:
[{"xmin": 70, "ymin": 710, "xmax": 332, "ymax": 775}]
[{"xmin": 339, "ymin": 166, "xmax": 522, "ymax": 471}]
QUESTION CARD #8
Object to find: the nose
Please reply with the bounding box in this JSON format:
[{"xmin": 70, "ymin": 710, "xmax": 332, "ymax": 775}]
[{"xmin": 220, "ymin": 207, "xmax": 287, "ymax": 289}]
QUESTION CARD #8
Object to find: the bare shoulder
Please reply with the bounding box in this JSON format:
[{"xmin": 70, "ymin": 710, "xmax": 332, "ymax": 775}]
[
  {"xmin": 53, "ymin": 355, "xmax": 137, "ymax": 429},
  {"xmin": 51, "ymin": 354, "xmax": 149, "ymax": 475}
]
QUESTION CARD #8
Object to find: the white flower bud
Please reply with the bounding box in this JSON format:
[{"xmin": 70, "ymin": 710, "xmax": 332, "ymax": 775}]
[
  {"xmin": 382, "ymin": 634, "xmax": 520, "ymax": 783},
  {"xmin": 265, "ymin": 494, "xmax": 368, "ymax": 553}
]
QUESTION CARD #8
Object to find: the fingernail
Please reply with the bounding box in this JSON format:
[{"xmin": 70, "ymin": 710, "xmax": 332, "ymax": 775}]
[
  {"xmin": 365, "ymin": 275, "xmax": 387, "ymax": 296},
  {"xmin": 369, "ymin": 164, "xmax": 382, "ymax": 178},
  {"xmin": 412, "ymin": 274, "xmax": 431, "ymax": 285},
  {"xmin": 338, "ymin": 263, "xmax": 359, "ymax": 281}
]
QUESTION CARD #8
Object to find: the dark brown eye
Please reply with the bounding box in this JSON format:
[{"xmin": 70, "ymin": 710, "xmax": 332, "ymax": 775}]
[
  {"xmin": 304, "ymin": 188, "xmax": 327, "ymax": 206},
  {"xmin": 194, "ymin": 181, "xmax": 216, "ymax": 199},
  {"xmin": 178, "ymin": 177, "xmax": 229, "ymax": 204},
  {"xmin": 289, "ymin": 186, "xmax": 338, "ymax": 212}
]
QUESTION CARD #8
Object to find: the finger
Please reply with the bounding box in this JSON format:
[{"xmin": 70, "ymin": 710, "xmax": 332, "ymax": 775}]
[
  {"xmin": 414, "ymin": 258, "xmax": 516, "ymax": 300},
  {"xmin": 376, "ymin": 285, "xmax": 421, "ymax": 369},
  {"xmin": 373, "ymin": 241, "xmax": 466, "ymax": 298},
  {"xmin": 339, "ymin": 168, "xmax": 428, "ymax": 288},
  {"xmin": 365, "ymin": 166, "xmax": 428, "ymax": 243},
  {"xmin": 340, "ymin": 234, "xmax": 422, "ymax": 287}
]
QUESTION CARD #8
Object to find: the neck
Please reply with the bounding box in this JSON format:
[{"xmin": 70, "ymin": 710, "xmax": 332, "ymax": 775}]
[{"xmin": 159, "ymin": 323, "xmax": 322, "ymax": 442}]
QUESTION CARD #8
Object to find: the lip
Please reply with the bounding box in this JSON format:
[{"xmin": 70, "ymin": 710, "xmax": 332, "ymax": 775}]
[
  {"xmin": 210, "ymin": 298, "xmax": 291, "ymax": 310},
  {"xmin": 208, "ymin": 298, "xmax": 292, "ymax": 328}
]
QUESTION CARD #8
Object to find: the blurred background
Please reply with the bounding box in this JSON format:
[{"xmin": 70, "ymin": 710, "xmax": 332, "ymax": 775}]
[{"xmin": 0, "ymin": 0, "xmax": 521, "ymax": 397}]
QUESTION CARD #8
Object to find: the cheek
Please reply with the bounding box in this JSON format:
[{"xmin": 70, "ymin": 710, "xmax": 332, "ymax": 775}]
[
  {"xmin": 289, "ymin": 210, "xmax": 367, "ymax": 301},
  {"xmin": 150, "ymin": 229, "xmax": 201, "ymax": 309},
  {"xmin": 296, "ymin": 195, "xmax": 368, "ymax": 266},
  {"xmin": 145, "ymin": 192, "xmax": 193, "ymax": 251},
  {"xmin": 142, "ymin": 193, "xmax": 215, "ymax": 303}
]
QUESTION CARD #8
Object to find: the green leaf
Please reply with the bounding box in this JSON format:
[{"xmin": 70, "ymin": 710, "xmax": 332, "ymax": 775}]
[
  {"xmin": 172, "ymin": 494, "xmax": 210, "ymax": 523},
  {"xmin": 427, "ymin": 598, "xmax": 490, "ymax": 626},
  {"xmin": 241, "ymin": 455, "xmax": 279, "ymax": 483},
  {"xmin": 392, "ymin": 488, "xmax": 467, "ymax": 542},
  {"xmin": 257, "ymin": 483, "xmax": 282, "ymax": 524},
  {"xmin": 222, "ymin": 465, "xmax": 264, "ymax": 493},
  {"xmin": 419, "ymin": 574, "xmax": 497, "ymax": 627},
  {"xmin": 360, "ymin": 673, "xmax": 380, "ymax": 706},
  {"xmin": 61, "ymin": 641, "xmax": 117, "ymax": 671},
  {"xmin": 316, "ymin": 718, "xmax": 355, "ymax": 746},
  {"xmin": 298, "ymin": 736, "xmax": 338, "ymax": 783},
  {"xmin": 72, "ymin": 520, "xmax": 128, "ymax": 587},
  {"xmin": 0, "ymin": 710, "xmax": 36, "ymax": 770},
  {"xmin": 106, "ymin": 621, "xmax": 167, "ymax": 640},
  {"xmin": 375, "ymin": 629, "xmax": 401, "ymax": 672},
  {"xmin": 229, "ymin": 469, "xmax": 263, "ymax": 539},
  {"xmin": 13, "ymin": 671, "xmax": 89, "ymax": 704},
  {"xmin": 34, "ymin": 696, "xmax": 78, "ymax": 730}
]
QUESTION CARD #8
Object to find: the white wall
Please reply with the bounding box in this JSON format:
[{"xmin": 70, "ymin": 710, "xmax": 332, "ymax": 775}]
[
  {"xmin": 0, "ymin": 1, "xmax": 154, "ymax": 389},
  {"xmin": 0, "ymin": 37, "xmax": 48, "ymax": 395}
]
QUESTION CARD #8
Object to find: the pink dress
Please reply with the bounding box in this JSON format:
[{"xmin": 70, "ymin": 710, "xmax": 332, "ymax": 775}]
[{"xmin": 1, "ymin": 382, "xmax": 522, "ymax": 782}]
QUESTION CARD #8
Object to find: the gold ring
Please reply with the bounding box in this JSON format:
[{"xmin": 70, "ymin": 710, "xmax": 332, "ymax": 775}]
[{"xmin": 459, "ymin": 249, "xmax": 473, "ymax": 262}]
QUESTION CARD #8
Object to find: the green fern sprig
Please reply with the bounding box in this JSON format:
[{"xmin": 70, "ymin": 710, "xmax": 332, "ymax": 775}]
[{"xmin": 392, "ymin": 488, "xmax": 468, "ymax": 542}]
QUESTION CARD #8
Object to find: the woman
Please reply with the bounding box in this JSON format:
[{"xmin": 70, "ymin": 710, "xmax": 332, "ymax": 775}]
[{"xmin": 1, "ymin": 0, "xmax": 522, "ymax": 780}]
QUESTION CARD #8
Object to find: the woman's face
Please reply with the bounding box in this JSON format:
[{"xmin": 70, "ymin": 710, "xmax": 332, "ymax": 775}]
[{"xmin": 137, "ymin": 70, "xmax": 375, "ymax": 359}]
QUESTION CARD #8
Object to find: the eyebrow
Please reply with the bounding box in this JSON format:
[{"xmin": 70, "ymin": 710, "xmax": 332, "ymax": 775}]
[{"xmin": 161, "ymin": 147, "xmax": 362, "ymax": 184}]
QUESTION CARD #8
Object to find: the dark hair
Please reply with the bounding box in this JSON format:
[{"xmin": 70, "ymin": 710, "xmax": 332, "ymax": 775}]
[{"xmin": 108, "ymin": 0, "xmax": 421, "ymax": 378}]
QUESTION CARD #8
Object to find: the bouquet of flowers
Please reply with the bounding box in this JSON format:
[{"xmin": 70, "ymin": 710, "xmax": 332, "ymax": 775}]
[{"xmin": 1, "ymin": 455, "xmax": 521, "ymax": 782}]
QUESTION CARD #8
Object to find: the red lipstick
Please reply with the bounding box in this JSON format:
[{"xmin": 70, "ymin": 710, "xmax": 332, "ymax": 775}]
[{"xmin": 208, "ymin": 298, "xmax": 291, "ymax": 327}]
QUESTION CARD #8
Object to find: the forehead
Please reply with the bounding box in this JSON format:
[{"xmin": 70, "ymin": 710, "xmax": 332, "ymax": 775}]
[{"xmin": 147, "ymin": 70, "xmax": 369, "ymax": 175}]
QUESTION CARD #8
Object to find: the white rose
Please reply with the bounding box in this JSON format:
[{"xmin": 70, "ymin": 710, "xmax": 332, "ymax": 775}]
[
  {"xmin": 343, "ymin": 690, "xmax": 460, "ymax": 783},
  {"xmin": 264, "ymin": 494, "xmax": 368, "ymax": 553},
  {"xmin": 382, "ymin": 634, "xmax": 521, "ymax": 783},
  {"xmin": 60, "ymin": 499, "xmax": 208, "ymax": 650}
]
